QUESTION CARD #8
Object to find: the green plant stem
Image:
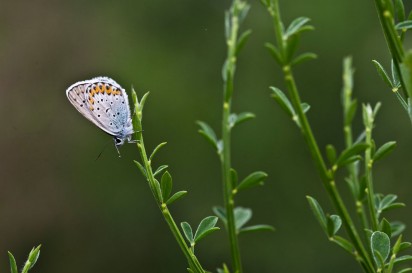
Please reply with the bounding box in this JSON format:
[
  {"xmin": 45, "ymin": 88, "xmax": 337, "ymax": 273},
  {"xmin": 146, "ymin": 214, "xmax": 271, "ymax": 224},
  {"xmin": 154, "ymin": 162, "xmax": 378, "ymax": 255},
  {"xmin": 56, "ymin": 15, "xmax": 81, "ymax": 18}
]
[
  {"xmin": 221, "ymin": 3, "xmax": 243, "ymax": 272},
  {"xmin": 342, "ymin": 60, "xmax": 369, "ymax": 231},
  {"xmin": 364, "ymin": 125, "xmax": 379, "ymax": 231},
  {"xmin": 372, "ymin": 0, "xmax": 407, "ymax": 98},
  {"xmin": 269, "ymin": 1, "xmax": 375, "ymax": 272},
  {"xmin": 135, "ymin": 123, "xmax": 205, "ymax": 273},
  {"xmin": 283, "ymin": 67, "xmax": 376, "ymax": 273}
]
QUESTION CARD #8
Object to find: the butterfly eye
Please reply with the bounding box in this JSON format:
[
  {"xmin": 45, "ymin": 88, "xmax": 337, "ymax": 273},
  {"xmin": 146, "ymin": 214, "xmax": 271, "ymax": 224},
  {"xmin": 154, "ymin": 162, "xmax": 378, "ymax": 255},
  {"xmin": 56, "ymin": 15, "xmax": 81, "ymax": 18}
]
[{"xmin": 115, "ymin": 138, "xmax": 122, "ymax": 144}]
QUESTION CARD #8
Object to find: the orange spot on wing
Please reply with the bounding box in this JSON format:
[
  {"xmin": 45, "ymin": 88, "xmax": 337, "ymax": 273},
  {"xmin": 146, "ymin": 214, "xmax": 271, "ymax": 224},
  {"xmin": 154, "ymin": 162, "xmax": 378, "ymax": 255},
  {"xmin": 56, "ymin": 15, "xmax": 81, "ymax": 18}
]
[{"xmin": 89, "ymin": 97, "xmax": 95, "ymax": 104}]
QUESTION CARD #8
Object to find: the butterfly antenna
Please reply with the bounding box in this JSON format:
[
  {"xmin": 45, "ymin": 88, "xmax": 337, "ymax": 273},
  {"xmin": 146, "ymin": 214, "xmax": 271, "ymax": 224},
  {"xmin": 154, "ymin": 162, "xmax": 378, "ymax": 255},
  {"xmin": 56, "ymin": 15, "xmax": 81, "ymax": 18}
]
[{"xmin": 95, "ymin": 139, "xmax": 113, "ymax": 161}]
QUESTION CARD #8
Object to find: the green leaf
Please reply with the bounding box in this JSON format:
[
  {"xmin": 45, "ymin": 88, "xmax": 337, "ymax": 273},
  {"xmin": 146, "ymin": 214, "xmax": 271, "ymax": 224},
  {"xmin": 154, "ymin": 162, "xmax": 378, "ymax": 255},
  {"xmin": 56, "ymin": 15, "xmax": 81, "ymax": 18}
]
[
  {"xmin": 234, "ymin": 207, "xmax": 252, "ymax": 230},
  {"xmin": 396, "ymin": 20, "xmax": 412, "ymax": 30},
  {"xmin": 27, "ymin": 245, "xmax": 41, "ymax": 269},
  {"xmin": 371, "ymin": 231, "xmax": 391, "ymax": 267},
  {"xmin": 153, "ymin": 165, "xmax": 168, "ymax": 177},
  {"xmin": 285, "ymin": 17, "xmax": 311, "ymax": 37},
  {"xmin": 138, "ymin": 92, "xmax": 150, "ymax": 113},
  {"xmin": 301, "ymin": 102, "xmax": 310, "ymax": 113},
  {"xmin": 399, "ymin": 242, "xmax": 412, "ymax": 253},
  {"xmin": 306, "ymin": 196, "xmax": 327, "ymax": 233},
  {"xmin": 153, "ymin": 179, "xmax": 163, "ymax": 203},
  {"xmin": 197, "ymin": 121, "xmax": 218, "ymax": 151},
  {"xmin": 150, "ymin": 142, "xmax": 167, "ymax": 161},
  {"xmin": 345, "ymin": 99, "xmax": 358, "ymax": 126},
  {"xmin": 372, "ymin": 60, "xmax": 394, "ymax": 88},
  {"xmin": 391, "ymin": 59, "xmax": 401, "ymax": 87},
  {"xmin": 270, "ymin": 86, "xmax": 295, "ymax": 117},
  {"xmin": 8, "ymin": 252, "xmax": 18, "ymax": 273},
  {"xmin": 161, "ymin": 171, "xmax": 173, "ymax": 201},
  {"xmin": 336, "ymin": 143, "xmax": 369, "ymax": 167},
  {"xmin": 332, "ymin": 236, "xmax": 354, "ymax": 254},
  {"xmin": 373, "ymin": 141, "xmax": 397, "ymax": 162},
  {"xmin": 229, "ymin": 112, "xmax": 255, "ymax": 129},
  {"xmin": 394, "ymin": 255, "xmax": 412, "ymax": 265},
  {"xmin": 391, "ymin": 221, "xmax": 406, "ymax": 237},
  {"xmin": 338, "ymin": 155, "xmax": 362, "ymax": 167},
  {"xmin": 194, "ymin": 216, "xmax": 219, "ymax": 242},
  {"xmin": 181, "ymin": 222, "xmax": 194, "ymax": 244},
  {"xmin": 327, "ymin": 215, "xmax": 342, "ymax": 236},
  {"xmin": 398, "ymin": 268, "xmax": 412, "ymax": 273},
  {"xmin": 380, "ymin": 218, "xmax": 392, "ymax": 238},
  {"xmin": 166, "ymin": 191, "xmax": 187, "ymax": 205},
  {"xmin": 213, "ymin": 206, "xmax": 227, "ymax": 226},
  {"xmin": 400, "ymin": 50, "xmax": 412, "ymax": 98},
  {"xmin": 285, "ymin": 34, "xmax": 299, "ymax": 62},
  {"xmin": 395, "ymin": 0, "xmax": 406, "ymax": 21},
  {"xmin": 291, "ymin": 52, "xmax": 317, "ymax": 67},
  {"xmin": 326, "ymin": 144, "xmax": 337, "ymax": 165},
  {"xmin": 236, "ymin": 171, "xmax": 267, "ymax": 191},
  {"xmin": 230, "ymin": 168, "xmax": 238, "ymax": 188},
  {"xmin": 217, "ymin": 264, "xmax": 231, "ymax": 273},
  {"xmin": 133, "ymin": 160, "xmax": 147, "ymax": 178},
  {"xmin": 265, "ymin": 43, "xmax": 283, "ymax": 65},
  {"xmin": 236, "ymin": 29, "xmax": 252, "ymax": 54},
  {"xmin": 393, "ymin": 235, "xmax": 403, "ymax": 254},
  {"xmin": 239, "ymin": 224, "xmax": 275, "ymax": 234}
]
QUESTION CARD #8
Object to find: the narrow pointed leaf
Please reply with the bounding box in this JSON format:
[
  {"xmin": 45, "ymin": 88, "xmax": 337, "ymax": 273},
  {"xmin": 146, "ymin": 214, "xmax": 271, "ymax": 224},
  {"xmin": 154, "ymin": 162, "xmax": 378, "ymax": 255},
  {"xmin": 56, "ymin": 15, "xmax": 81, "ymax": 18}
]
[
  {"xmin": 373, "ymin": 141, "xmax": 397, "ymax": 162},
  {"xmin": 234, "ymin": 207, "xmax": 252, "ymax": 230},
  {"xmin": 233, "ymin": 112, "xmax": 255, "ymax": 127},
  {"xmin": 265, "ymin": 43, "xmax": 283, "ymax": 65},
  {"xmin": 153, "ymin": 179, "xmax": 163, "ymax": 203},
  {"xmin": 161, "ymin": 171, "xmax": 173, "ymax": 201},
  {"xmin": 236, "ymin": 29, "xmax": 252, "ymax": 54},
  {"xmin": 153, "ymin": 165, "xmax": 168, "ymax": 177},
  {"xmin": 237, "ymin": 171, "xmax": 267, "ymax": 191},
  {"xmin": 166, "ymin": 191, "xmax": 187, "ymax": 205},
  {"xmin": 336, "ymin": 143, "xmax": 369, "ymax": 167},
  {"xmin": 194, "ymin": 216, "xmax": 219, "ymax": 242},
  {"xmin": 395, "ymin": 0, "xmax": 405, "ymax": 21},
  {"xmin": 181, "ymin": 222, "xmax": 194, "ymax": 243},
  {"xmin": 239, "ymin": 224, "xmax": 275, "ymax": 234},
  {"xmin": 285, "ymin": 17, "xmax": 311, "ymax": 37},
  {"xmin": 150, "ymin": 142, "xmax": 167, "ymax": 161},
  {"xmin": 394, "ymin": 255, "xmax": 412, "ymax": 265},
  {"xmin": 291, "ymin": 52, "xmax": 317, "ymax": 66},
  {"xmin": 391, "ymin": 222, "xmax": 406, "ymax": 237},
  {"xmin": 270, "ymin": 87, "xmax": 294, "ymax": 117},
  {"xmin": 395, "ymin": 20, "xmax": 412, "ymax": 30},
  {"xmin": 134, "ymin": 160, "xmax": 147, "ymax": 178},
  {"xmin": 332, "ymin": 236, "xmax": 354, "ymax": 254},
  {"xmin": 398, "ymin": 268, "xmax": 412, "ymax": 273},
  {"xmin": 196, "ymin": 121, "xmax": 218, "ymax": 150},
  {"xmin": 8, "ymin": 252, "xmax": 18, "ymax": 273},
  {"xmin": 372, "ymin": 60, "xmax": 393, "ymax": 88},
  {"xmin": 306, "ymin": 196, "xmax": 327, "ymax": 233}
]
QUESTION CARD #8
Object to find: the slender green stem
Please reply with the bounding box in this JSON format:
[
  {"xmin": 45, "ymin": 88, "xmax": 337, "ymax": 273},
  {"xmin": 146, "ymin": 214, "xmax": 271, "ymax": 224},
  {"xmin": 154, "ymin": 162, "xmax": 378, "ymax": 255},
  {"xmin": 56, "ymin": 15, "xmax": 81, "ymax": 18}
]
[
  {"xmin": 220, "ymin": 2, "xmax": 243, "ymax": 272},
  {"xmin": 268, "ymin": 1, "xmax": 375, "ymax": 272},
  {"xmin": 372, "ymin": 0, "xmax": 407, "ymax": 98},
  {"xmin": 364, "ymin": 123, "xmax": 379, "ymax": 231},
  {"xmin": 134, "ymin": 120, "xmax": 205, "ymax": 273},
  {"xmin": 342, "ymin": 59, "xmax": 369, "ymax": 231}
]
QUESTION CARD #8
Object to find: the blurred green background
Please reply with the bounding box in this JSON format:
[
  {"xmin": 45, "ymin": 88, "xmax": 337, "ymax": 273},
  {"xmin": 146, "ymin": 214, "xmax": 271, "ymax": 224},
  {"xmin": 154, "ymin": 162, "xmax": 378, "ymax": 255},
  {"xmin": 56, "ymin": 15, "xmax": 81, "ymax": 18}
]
[{"xmin": 2, "ymin": 0, "xmax": 412, "ymax": 272}]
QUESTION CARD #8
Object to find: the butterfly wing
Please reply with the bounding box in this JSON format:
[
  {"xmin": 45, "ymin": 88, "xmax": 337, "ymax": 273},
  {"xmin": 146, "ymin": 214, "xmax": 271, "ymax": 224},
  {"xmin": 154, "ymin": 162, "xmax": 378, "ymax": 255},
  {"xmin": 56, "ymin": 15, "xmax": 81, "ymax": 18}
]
[{"xmin": 66, "ymin": 77, "xmax": 133, "ymax": 138}]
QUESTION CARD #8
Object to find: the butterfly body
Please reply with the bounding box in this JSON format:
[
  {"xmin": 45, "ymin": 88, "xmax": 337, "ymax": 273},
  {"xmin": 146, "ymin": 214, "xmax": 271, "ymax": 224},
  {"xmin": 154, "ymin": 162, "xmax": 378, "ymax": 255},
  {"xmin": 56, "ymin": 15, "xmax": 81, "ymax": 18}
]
[{"xmin": 66, "ymin": 77, "xmax": 134, "ymax": 147}]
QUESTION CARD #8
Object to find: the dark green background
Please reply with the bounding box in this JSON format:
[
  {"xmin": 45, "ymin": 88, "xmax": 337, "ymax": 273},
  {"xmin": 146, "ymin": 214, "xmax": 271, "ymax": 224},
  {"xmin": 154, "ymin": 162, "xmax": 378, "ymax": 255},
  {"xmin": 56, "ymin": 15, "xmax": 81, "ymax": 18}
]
[{"xmin": 1, "ymin": 0, "xmax": 412, "ymax": 272}]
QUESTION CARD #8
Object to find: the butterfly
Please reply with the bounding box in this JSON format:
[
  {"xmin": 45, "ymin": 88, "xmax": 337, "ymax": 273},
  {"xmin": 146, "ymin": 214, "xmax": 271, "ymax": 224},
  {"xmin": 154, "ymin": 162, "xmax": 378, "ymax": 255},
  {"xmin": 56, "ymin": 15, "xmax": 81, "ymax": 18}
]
[{"xmin": 66, "ymin": 77, "xmax": 135, "ymax": 154}]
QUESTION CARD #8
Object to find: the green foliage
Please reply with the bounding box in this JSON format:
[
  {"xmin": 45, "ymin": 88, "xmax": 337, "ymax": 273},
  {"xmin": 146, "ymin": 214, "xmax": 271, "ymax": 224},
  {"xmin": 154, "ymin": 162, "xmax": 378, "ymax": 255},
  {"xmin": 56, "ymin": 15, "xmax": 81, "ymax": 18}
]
[
  {"xmin": 8, "ymin": 246, "xmax": 41, "ymax": 273},
  {"xmin": 181, "ymin": 217, "xmax": 220, "ymax": 249}
]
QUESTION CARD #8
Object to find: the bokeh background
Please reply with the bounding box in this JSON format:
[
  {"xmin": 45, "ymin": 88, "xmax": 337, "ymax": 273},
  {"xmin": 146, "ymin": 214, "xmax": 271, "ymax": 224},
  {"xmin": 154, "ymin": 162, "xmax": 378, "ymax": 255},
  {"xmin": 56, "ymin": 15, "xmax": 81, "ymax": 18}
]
[{"xmin": 2, "ymin": 0, "xmax": 412, "ymax": 272}]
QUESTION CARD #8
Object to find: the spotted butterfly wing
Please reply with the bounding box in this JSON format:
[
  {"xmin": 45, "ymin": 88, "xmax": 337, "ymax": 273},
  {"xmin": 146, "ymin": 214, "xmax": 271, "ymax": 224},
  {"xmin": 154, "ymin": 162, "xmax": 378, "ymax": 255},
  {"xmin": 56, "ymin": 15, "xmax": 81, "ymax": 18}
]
[{"xmin": 66, "ymin": 77, "xmax": 134, "ymax": 146}]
